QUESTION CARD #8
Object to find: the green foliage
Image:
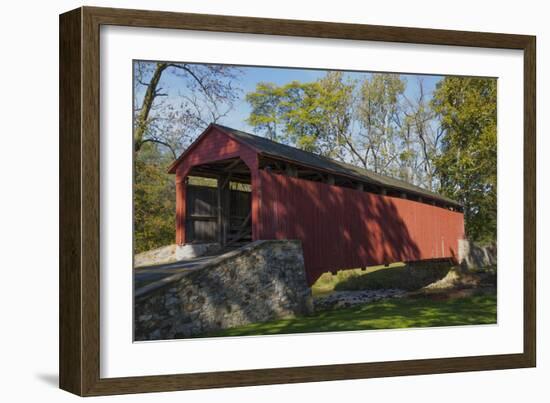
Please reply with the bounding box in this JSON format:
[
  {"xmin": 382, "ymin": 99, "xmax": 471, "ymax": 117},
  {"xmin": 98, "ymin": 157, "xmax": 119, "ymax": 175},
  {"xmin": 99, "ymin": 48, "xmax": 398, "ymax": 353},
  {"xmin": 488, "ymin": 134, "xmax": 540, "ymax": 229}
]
[
  {"xmin": 357, "ymin": 74, "xmax": 406, "ymax": 173},
  {"xmin": 432, "ymin": 77, "xmax": 497, "ymax": 242},
  {"xmin": 246, "ymin": 72, "xmax": 354, "ymax": 158},
  {"xmin": 245, "ymin": 82, "xmax": 286, "ymax": 140},
  {"xmin": 246, "ymin": 73, "xmax": 424, "ymax": 182},
  {"xmin": 311, "ymin": 263, "xmax": 450, "ymax": 294},
  {"xmin": 311, "ymin": 263, "xmax": 405, "ymax": 296},
  {"xmin": 204, "ymin": 294, "xmax": 497, "ymax": 337},
  {"xmin": 134, "ymin": 144, "xmax": 176, "ymax": 253}
]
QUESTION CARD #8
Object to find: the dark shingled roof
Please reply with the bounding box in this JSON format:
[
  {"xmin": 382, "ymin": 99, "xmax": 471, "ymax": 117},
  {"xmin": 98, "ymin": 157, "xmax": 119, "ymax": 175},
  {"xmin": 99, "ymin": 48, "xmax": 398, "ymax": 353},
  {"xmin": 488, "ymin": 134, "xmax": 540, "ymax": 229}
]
[{"xmin": 213, "ymin": 124, "xmax": 461, "ymax": 208}]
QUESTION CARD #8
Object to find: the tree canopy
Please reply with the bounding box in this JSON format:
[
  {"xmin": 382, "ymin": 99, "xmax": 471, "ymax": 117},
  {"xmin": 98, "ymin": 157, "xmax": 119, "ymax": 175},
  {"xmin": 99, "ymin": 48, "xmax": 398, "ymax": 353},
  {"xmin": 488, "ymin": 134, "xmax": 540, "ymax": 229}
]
[
  {"xmin": 432, "ymin": 77, "xmax": 497, "ymax": 242},
  {"xmin": 133, "ymin": 62, "xmax": 242, "ymax": 158},
  {"xmin": 246, "ymin": 72, "xmax": 354, "ymax": 158},
  {"xmin": 132, "ymin": 61, "xmax": 242, "ymax": 252},
  {"xmin": 133, "ymin": 64, "xmax": 497, "ymax": 252},
  {"xmin": 246, "ymin": 72, "xmax": 445, "ymax": 190}
]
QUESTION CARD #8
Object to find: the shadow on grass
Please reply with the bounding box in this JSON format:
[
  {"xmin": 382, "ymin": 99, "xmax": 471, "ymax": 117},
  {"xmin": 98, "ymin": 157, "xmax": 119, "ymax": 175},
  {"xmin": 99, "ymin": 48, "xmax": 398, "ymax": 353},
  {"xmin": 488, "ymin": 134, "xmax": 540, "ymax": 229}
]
[
  {"xmin": 333, "ymin": 265, "xmax": 452, "ymax": 292},
  {"xmin": 201, "ymin": 292, "xmax": 497, "ymax": 338}
]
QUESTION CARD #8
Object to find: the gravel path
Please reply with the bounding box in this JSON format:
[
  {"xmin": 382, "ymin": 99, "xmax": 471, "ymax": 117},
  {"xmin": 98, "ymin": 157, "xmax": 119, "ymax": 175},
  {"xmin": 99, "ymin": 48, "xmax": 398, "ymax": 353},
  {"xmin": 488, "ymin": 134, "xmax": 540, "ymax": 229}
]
[{"xmin": 314, "ymin": 289, "xmax": 406, "ymax": 311}]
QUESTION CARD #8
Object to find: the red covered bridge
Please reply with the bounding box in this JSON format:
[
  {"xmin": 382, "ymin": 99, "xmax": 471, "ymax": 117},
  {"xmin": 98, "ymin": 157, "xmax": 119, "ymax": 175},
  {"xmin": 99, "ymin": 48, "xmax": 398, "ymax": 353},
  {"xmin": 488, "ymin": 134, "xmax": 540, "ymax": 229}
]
[{"xmin": 168, "ymin": 124, "xmax": 465, "ymax": 285}]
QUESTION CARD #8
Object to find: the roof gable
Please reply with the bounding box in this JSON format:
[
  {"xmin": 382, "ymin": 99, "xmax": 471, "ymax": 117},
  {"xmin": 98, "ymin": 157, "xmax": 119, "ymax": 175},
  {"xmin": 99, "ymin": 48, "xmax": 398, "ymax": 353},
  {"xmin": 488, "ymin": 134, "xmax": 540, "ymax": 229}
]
[{"xmin": 167, "ymin": 124, "xmax": 258, "ymax": 174}]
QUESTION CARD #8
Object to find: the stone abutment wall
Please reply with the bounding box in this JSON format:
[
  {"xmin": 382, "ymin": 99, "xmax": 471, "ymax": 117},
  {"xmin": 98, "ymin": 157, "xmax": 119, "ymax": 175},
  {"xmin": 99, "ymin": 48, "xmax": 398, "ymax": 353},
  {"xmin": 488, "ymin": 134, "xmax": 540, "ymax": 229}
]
[
  {"xmin": 134, "ymin": 240, "xmax": 312, "ymax": 340},
  {"xmin": 458, "ymin": 240, "xmax": 497, "ymax": 270}
]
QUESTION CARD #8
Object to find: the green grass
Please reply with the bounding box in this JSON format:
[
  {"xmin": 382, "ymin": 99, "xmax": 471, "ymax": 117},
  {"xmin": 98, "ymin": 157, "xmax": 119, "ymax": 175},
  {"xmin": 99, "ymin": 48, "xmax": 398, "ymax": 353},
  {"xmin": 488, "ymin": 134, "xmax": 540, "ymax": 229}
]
[
  {"xmin": 202, "ymin": 293, "xmax": 497, "ymax": 338},
  {"xmin": 311, "ymin": 262, "xmax": 451, "ymax": 296},
  {"xmin": 311, "ymin": 263, "xmax": 405, "ymax": 296}
]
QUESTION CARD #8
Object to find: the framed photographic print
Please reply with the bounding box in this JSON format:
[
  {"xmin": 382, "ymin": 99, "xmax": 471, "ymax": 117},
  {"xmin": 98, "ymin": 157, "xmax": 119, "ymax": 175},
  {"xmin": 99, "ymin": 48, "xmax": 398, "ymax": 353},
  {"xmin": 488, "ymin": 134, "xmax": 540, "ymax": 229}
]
[{"xmin": 59, "ymin": 6, "xmax": 536, "ymax": 396}]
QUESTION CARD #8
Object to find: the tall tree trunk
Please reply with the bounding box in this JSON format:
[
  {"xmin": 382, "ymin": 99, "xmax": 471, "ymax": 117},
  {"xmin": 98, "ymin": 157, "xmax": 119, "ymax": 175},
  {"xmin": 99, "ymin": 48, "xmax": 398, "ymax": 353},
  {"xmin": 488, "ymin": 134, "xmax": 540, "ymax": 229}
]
[{"xmin": 134, "ymin": 62, "xmax": 169, "ymax": 152}]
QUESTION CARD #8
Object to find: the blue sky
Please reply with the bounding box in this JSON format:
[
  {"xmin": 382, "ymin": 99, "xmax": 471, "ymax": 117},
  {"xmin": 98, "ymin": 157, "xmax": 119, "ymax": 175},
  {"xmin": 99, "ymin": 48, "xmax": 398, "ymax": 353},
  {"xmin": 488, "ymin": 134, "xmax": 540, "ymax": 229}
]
[
  {"xmin": 221, "ymin": 66, "xmax": 443, "ymax": 132},
  {"xmin": 135, "ymin": 62, "xmax": 444, "ymax": 133}
]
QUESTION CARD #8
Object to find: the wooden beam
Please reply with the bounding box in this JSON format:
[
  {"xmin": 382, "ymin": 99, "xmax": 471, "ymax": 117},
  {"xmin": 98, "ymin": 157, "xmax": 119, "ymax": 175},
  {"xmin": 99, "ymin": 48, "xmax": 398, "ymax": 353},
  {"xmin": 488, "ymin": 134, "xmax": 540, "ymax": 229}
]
[
  {"xmin": 217, "ymin": 172, "xmax": 232, "ymax": 246},
  {"xmin": 226, "ymin": 212, "xmax": 252, "ymax": 246},
  {"xmin": 216, "ymin": 175, "xmax": 222, "ymax": 245},
  {"xmin": 220, "ymin": 173, "xmax": 233, "ymax": 189},
  {"xmin": 273, "ymin": 161, "xmax": 284, "ymax": 171},
  {"xmin": 222, "ymin": 181, "xmax": 230, "ymax": 245},
  {"xmin": 224, "ymin": 159, "xmax": 242, "ymax": 172},
  {"xmin": 285, "ymin": 164, "xmax": 298, "ymax": 177}
]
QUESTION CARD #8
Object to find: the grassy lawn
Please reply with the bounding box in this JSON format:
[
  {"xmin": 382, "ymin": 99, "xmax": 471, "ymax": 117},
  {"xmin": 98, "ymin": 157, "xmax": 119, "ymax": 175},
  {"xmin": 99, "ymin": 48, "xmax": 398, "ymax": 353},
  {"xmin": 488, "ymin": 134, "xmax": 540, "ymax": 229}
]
[
  {"xmin": 311, "ymin": 263, "xmax": 405, "ymax": 296},
  {"xmin": 311, "ymin": 262, "xmax": 452, "ymax": 296},
  {"xmin": 203, "ymin": 293, "xmax": 497, "ymax": 338}
]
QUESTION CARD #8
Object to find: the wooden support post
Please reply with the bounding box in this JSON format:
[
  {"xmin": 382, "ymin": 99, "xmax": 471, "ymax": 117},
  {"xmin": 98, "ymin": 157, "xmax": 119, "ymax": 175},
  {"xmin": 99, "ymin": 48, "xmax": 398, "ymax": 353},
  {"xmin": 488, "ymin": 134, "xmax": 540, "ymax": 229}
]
[
  {"xmin": 225, "ymin": 178, "xmax": 231, "ymax": 245},
  {"xmin": 250, "ymin": 170, "xmax": 260, "ymax": 241},
  {"xmin": 220, "ymin": 172, "xmax": 233, "ymax": 189},
  {"xmin": 216, "ymin": 175, "xmax": 222, "ymax": 245},
  {"xmin": 175, "ymin": 176, "xmax": 187, "ymax": 244},
  {"xmin": 223, "ymin": 184, "xmax": 230, "ymax": 245},
  {"xmin": 217, "ymin": 173, "xmax": 231, "ymax": 246},
  {"xmin": 226, "ymin": 212, "xmax": 251, "ymax": 246}
]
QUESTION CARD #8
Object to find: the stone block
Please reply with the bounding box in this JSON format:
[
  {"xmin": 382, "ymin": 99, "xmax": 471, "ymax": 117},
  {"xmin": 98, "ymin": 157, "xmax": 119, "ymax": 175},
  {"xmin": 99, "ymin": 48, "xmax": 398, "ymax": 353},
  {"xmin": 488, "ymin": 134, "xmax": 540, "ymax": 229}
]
[{"xmin": 134, "ymin": 240, "xmax": 311, "ymax": 340}]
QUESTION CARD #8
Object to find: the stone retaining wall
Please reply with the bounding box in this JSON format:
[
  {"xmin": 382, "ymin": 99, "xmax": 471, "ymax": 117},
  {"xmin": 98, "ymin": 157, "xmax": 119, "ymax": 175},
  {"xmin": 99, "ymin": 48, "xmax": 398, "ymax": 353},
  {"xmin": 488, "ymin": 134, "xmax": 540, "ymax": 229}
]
[
  {"xmin": 134, "ymin": 240, "xmax": 312, "ymax": 340},
  {"xmin": 458, "ymin": 240, "xmax": 497, "ymax": 270}
]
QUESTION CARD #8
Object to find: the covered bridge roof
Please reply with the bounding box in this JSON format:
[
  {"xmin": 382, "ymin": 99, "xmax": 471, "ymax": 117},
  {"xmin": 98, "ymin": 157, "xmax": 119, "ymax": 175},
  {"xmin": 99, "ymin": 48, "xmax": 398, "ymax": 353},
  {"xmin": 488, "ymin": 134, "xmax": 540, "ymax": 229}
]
[{"xmin": 170, "ymin": 124, "xmax": 461, "ymax": 208}]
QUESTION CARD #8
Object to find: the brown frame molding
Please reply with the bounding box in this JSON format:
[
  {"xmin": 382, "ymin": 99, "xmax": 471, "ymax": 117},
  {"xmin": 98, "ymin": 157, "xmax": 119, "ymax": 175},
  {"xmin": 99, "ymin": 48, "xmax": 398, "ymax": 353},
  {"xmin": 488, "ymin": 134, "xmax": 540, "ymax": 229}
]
[{"xmin": 59, "ymin": 6, "xmax": 536, "ymax": 396}]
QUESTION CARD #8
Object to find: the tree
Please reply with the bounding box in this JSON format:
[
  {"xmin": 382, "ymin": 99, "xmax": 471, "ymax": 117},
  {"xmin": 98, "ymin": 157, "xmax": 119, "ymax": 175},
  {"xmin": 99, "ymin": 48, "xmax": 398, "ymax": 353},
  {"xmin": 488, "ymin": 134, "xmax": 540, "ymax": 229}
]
[
  {"xmin": 246, "ymin": 73, "xmax": 437, "ymax": 186},
  {"xmin": 133, "ymin": 62, "xmax": 241, "ymax": 250},
  {"xmin": 246, "ymin": 72, "xmax": 354, "ymax": 158},
  {"xmin": 245, "ymin": 82, "xmax": 285, "ymax": 141},
  {"xmin": 432, "ymin": 77, "xmax": 497, "ymax": 242},
  {"xmin": 356, "ymin": 74, "xmax": 406, "ymax": 175},
  {"xmin": 133, "ymin": 143, "xmax": 176, "ymax": 253},
  {"xmin": 133, "ymin": 61, "xmax": 242, "ymax": 157},
  {"xmin": 402, "ymin": 78, "xmax": 445, "ymax": 191}
]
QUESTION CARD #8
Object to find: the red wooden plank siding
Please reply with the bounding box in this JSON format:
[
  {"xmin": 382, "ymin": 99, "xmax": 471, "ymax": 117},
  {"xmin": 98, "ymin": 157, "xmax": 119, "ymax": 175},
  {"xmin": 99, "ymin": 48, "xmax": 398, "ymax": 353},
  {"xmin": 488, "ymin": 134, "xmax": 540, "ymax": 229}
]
[
  {"xmin": 175, "ymin": 173, "xmax": 186, "ymax": 244},
  {"xmin": 174, "ymin": 127, "xmax": 258, "ymax": 174},
  {"xmin": 259, "ymin": 171, "xmax": 465, "ymax": 285},
  {"xmin": 172, "ymin": 127, "xmax": 465, "ymax": 285},
  {"xmin": 174, "ymin": 127, "xmax": 258, "ymax": 244}
]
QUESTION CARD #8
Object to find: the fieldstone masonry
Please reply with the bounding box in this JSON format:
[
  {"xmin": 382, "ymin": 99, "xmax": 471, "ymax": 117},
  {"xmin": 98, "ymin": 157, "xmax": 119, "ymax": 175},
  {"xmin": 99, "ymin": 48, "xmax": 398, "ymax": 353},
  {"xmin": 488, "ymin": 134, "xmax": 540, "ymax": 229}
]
[
  {"xmin": 135, "ymin": 240, "xmax": 312, "ymax": 340},
  {"xmin": 458, "ymin": 240, "xmax": 497, "ymax": 270}
]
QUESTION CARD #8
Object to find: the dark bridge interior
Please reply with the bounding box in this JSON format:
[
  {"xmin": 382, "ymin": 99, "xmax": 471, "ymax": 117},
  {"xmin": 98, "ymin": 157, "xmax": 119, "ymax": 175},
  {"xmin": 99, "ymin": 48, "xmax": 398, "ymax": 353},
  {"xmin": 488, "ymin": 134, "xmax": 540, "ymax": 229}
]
[{"xmin": 185, "ymin": 158, "xmax": 252, "ymax": 246}]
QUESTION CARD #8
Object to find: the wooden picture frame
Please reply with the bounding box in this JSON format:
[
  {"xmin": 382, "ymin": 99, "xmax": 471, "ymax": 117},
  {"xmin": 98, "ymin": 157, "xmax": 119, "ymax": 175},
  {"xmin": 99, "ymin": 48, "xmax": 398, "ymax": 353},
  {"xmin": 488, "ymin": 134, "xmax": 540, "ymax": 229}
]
[{"xmin": 59, "ymin": 6, "xmax": 536, "ymax": 396}]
